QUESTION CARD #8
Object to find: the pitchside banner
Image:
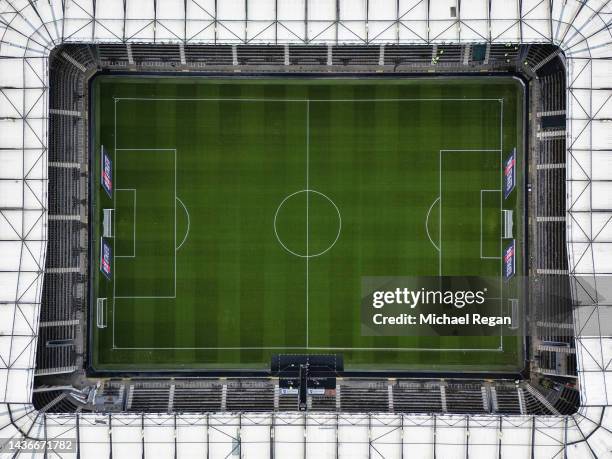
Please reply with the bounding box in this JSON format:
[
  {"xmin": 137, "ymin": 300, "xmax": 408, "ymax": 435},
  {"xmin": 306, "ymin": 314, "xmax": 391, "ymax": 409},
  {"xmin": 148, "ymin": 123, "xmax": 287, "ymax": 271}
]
[
  {"xmin": 503, "ymin": 148, "xmax": 516, "ymax": 199},
  {"xmin": 503, "ymin": 239, "xmax": 516, "ymax": 280},
  {"xmin": 101, "ymin": 146, "xmax": 113, "ymax": 198},
  {"xmin": 100, "ymin": 238, "xmax": 112, "ymax": 280}
]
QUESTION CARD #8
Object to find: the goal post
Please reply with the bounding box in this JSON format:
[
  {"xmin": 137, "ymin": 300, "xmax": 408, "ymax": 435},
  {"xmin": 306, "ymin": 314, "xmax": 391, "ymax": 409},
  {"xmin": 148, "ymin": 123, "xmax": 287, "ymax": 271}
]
[
  {"xmin": 103, "ymin": 208, "xmax": 114, "ymax": 237},
  {"xmin": 503, "ymin": 209, "xmax": 513, "ymax": 238},
  {"xmin": 96, "ymin": 298, "xmax": 107, "ymax": 328},
  {"xmin": 508, "ymin": 298, "xmax": 519, "ymax": 330}
]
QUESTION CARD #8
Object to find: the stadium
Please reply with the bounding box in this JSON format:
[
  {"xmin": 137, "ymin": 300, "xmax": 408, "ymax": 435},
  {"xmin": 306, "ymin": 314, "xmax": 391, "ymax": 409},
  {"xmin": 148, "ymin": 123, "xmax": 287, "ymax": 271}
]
[{"xmin": 0, "ymin": 0, "xmax": 611, "ymax": 457}]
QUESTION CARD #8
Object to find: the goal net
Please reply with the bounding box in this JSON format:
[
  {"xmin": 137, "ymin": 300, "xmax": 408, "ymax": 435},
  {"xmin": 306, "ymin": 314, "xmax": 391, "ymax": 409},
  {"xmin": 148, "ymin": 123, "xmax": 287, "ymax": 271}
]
[
  {"xmin": 103, "ymin": 208, "xmax": 113, "ymax": 237},
  {"xmin": 96, "ymin": 298, "xmax": 107, "ymax": 328}
]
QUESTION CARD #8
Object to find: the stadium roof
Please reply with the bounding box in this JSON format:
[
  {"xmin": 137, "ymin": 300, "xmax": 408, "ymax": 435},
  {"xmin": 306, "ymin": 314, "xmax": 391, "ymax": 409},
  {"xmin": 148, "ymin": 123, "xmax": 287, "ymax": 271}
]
[{"xmin": 1, "ymin": 0, "xmax": 611, "ymax": 456}]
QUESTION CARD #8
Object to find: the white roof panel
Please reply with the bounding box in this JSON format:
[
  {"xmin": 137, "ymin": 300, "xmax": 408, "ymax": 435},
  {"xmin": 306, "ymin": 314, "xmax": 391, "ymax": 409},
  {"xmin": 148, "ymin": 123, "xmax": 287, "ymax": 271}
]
[
  {"xmin": 218, "ymin": 0, "xmax": 245, "ymax": 21},
  {"xmin": 157, "ymin": 0, "xmax": 185, "ymax": 21},
  {"xmin": 176, "ymin": 419, "xmax": 207, "ymax": 457},
  {"xmin": 0, "ymin": 0, "xmax": 611, "ymax": 455}
]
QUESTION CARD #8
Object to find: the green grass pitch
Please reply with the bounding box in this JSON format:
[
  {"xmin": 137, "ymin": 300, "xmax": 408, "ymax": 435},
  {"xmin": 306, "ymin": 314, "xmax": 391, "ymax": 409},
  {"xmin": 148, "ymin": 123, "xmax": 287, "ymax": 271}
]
[{"xmin": 91, "ymin": 76, "xmax": 524, "ymax": 372}]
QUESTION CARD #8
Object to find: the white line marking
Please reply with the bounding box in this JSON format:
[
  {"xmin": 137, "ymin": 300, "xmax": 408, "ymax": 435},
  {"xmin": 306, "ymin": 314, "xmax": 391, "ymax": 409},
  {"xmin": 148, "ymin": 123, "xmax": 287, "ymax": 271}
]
[
  {"xmin": 112, "ymin": 99, "xmax": 117, "ymax": 349},
  {"xmin": 306, "ymin": 100, "xmax": 309, "ymax": 349},
  {"xmin": 106, "ymin": 97, "xmax": 512, "ymax": 354},
  {"xmin": 112, "ymin": 149, "xmax": 177, "ymax": 299},
  {"xmin": 112, "ymin": 346, "xmax": 504, "ymax": 352},
  {"xmin": 439, "ymin": 149, "xmax": 504, "ymax": 276},
  {"xmin": 499, "ymin": 99, "xmax": 504, "ymax": 351},
  {"xmin": 133, "ymin": 189, "xmax": 136, "ymax": 257},
  {"xmin": 115, "ymin": 296, "xmax": 176, "ymax": 299},
  {"xmin": 115, "ymin": 188, "xmax": 136, "ymax": 258},
  {"xmin": 175, "ymin": 147, "xmax": 177, "ymax": 298},
  {"xmin": 111, "ymin": 147, "xmax": 178, "ymax": 347},
  {"xmin": 273, "ymin": 189, "xmax": 341, "ymax": 258},
  {"xmin": 439, "ymin": 150, "xmax": 442, "ymax": 276},
  {"xmin": 116, "ymin": 97, "xmax": 503, "ymax": 102},
  {"xmin": 425, "ymin": 197, "xmax": 441, "ymax": 252},
  {"xmin": 480, "ymin": 189, "xmax": 502, "ymax": 260},
  {"xmin": 175, "ymin": 197, "xmax": 190, "ymax": 251}
]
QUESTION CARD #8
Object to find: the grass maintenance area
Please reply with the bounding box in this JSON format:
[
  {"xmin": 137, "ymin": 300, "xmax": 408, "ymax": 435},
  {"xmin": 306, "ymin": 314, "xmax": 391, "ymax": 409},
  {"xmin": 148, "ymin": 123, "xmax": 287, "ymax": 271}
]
[{"xmin": 91, "ymin": 76, "xmax": 524, "ymax": 372}]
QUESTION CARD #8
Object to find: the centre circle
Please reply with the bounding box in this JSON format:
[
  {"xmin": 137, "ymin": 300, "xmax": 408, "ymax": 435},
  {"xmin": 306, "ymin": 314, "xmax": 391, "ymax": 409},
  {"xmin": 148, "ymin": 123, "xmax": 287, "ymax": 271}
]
[{"xmin": 274, "ymin": 189, "xmax": 342, "ymax": 258}]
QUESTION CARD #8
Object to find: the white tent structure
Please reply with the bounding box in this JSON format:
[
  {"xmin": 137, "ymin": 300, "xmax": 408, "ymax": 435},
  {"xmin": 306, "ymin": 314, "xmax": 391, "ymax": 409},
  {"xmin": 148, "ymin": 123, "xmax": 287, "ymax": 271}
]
[{"xmin": 1, "ymin": 0, "xmax": 611, "ymax": 457}]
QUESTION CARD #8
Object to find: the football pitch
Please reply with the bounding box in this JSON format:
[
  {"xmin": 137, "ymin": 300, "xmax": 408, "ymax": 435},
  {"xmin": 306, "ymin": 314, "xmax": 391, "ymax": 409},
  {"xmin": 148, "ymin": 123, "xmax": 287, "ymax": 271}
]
[{"xmin": 91, "ymin": 76, "xmax": 524, "ymax": 372}]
